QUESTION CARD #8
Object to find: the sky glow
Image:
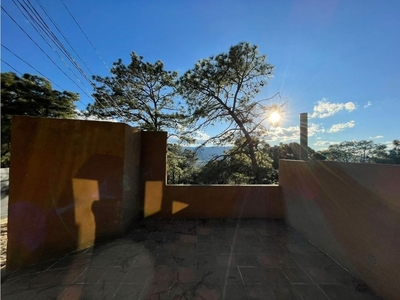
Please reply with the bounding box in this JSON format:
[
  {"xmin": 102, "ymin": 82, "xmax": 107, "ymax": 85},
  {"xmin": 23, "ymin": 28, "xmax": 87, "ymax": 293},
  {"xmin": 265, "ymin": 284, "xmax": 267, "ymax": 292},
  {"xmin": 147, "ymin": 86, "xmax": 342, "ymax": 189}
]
[{"xmin": 1, "ymin": 0, "xmax": 399, "ymax": 150}]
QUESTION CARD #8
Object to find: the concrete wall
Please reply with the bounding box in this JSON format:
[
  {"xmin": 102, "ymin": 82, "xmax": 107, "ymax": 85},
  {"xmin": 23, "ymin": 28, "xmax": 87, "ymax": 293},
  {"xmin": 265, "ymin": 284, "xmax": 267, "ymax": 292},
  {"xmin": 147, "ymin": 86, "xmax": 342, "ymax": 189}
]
[
  {"xmin": 141, "ymin": 131, "xmax": 284, "ymax": 219},
  {"xmin": 279, "ymin": 159, "xmax": 400, "ymax": 300},
  {"xmin": 7, "ymin": 116, "xmax": 141, "ymax": 270},
  {"xmin": 163, "ymin": 185, "xmax": 283, "ymax": 219},
  {"xmin": 1, "ymin": 168, "xmax": 9, "ymax": 219}
]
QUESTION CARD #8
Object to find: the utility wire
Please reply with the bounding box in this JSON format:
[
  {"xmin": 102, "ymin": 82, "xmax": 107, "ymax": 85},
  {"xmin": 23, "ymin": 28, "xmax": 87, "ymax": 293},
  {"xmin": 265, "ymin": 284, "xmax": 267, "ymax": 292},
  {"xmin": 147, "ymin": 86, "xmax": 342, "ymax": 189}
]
[
  {"xmin": 2, "ymin": 6, "xmax": 93, "ymax": 103},
  {"xmin": 0, "ymin": 58, "xmax": 89, "ymax": 108},
  {"xmin": 2, "ymin": 44, "xmax": 63, "ymax": 90},
  {"xmin": 34, "ymin": 0, "xmax": 94, "ymax": 75},
  {"xmin": 19, "ymin": 0, "xmax": 125, "ymax": 119},
  {"xmin": 1, "ymin": 59, "xmax": 23, "ymax": 75},
  {"xmin": 4, "ymin": 1, "xmax": 125, "ymax": 121},
  {"xmin": 58, "ymin": 0, "xmax": 130, "ymax": 117},
  {"xmin": 59, "ymin": 0, "xmax": 111, "ymax": 71},
  {"xmin": 13, "ymin": 0, "xmax": 123, "ymax": 119},
  {"xmin": 14, "ymin": 0, "xmax": 90, "ymax": 92}
]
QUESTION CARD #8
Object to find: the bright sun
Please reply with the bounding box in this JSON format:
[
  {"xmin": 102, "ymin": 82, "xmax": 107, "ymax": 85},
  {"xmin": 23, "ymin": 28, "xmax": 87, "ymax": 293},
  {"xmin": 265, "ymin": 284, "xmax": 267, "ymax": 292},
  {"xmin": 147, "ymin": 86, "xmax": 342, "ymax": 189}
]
[{"xmin": 269, "ymin": 111, "xmax": 281, "ymax": 124}]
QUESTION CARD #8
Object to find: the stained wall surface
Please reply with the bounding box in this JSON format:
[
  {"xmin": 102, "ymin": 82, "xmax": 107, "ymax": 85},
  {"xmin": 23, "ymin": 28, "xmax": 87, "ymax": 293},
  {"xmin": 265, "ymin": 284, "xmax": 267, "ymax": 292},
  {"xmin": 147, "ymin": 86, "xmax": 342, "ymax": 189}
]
[
  {"xmin": 141, "ymin": 131, "xmax": 284, "ymax": 219},
  {"xmin": 163, "ymin": 185, "xmax": 283, "ymax": 218},
  {"xmin": 279, "ymin": 159, "xmax": 400, "ymax": 300},
  {"xmin": 7, "ymin": 116, "xmax": 141, "ymax": 270}
]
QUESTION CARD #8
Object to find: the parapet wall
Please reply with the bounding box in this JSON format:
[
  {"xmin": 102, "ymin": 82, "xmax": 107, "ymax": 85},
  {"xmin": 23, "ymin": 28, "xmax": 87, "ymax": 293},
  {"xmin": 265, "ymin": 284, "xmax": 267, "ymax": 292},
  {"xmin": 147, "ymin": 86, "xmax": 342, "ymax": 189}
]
[
  {"xmin": 279, "ymin": 159, "xmax": 400, "ymax": 300},
  {"xmin": 140, "ymin": 131, "xmax": 284, "ymax": 219},
  {"xmin": 7, "ymin": 116, "xmax": 141, "ymax": 270}
]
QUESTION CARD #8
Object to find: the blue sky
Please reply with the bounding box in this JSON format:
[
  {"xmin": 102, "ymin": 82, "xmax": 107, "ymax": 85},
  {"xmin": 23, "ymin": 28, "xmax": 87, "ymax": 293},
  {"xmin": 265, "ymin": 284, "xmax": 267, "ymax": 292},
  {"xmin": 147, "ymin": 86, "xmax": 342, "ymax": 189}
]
[{"xmin": 2, "ymin": 0, "xmax": 399, "ymax": 150}]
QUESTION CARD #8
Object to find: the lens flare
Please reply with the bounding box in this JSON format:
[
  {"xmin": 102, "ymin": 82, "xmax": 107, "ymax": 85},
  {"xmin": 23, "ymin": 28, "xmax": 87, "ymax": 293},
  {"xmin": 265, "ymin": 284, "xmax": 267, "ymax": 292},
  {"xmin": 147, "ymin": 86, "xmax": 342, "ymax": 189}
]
[{"xmin": 269, "ymin": 111, "xmax": 281, "ymax": 124}]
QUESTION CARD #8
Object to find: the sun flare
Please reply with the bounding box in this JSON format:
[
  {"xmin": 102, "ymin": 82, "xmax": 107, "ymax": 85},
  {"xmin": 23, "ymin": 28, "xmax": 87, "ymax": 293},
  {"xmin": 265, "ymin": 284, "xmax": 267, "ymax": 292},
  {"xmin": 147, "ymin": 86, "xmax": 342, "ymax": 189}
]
[{"xmin": 269, "ymin": 111, "xmax": 281, "ymax": 124}]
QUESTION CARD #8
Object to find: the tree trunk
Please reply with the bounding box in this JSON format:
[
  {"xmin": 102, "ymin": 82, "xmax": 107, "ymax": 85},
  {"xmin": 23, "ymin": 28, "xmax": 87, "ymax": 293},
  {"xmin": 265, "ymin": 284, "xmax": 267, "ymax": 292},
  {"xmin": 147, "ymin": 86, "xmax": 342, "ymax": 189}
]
[{"xmin": 229, "ymin": 112, "xmax": 262, "ymax": 183}]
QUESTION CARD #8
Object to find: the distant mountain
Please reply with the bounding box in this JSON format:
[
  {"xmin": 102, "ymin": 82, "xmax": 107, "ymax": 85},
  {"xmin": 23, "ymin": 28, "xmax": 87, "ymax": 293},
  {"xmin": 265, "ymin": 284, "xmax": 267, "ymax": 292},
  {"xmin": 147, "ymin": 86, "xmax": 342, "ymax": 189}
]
[{"xmin": 184, "ymin": 146, "xmax": 232, "ymax": 163}]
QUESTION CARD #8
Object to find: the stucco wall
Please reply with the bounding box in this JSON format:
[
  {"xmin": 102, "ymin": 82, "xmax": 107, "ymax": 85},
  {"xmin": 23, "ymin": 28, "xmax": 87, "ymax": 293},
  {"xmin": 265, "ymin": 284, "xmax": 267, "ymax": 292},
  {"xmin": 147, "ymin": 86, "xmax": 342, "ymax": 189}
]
[
  {"xmin": 7, "ymin": 116, "xmax": 141, "ymax": 270},
  {"xmin": 141, "ymin": 131, "xmax": 284, "ymax": 219},
  {"xmin": 163, "ymin": 185, "xmax": 283, "ymax": 218},
  {"xmin": 279, "ymin": 159, "xmax": 400, "ymax": 300}
]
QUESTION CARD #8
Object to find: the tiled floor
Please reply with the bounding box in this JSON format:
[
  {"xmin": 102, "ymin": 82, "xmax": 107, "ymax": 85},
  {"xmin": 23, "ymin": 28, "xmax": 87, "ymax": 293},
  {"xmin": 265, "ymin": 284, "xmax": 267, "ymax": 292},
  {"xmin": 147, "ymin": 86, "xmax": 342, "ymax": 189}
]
[{"xmin": 1, "ymin": 219, "xmax": 383, "ymax": 299}]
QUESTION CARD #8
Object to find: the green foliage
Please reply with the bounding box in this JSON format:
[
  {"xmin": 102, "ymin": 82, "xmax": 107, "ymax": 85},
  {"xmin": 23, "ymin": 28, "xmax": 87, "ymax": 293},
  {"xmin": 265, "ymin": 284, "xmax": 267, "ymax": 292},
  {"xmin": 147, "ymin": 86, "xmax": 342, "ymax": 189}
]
[
  {"xmin": 167, "ymin": 144, "xmax": 199, "ymax": 184},
  {"xmin": 88, "ymin": 53, "xmax": 191, "ymax": 142},
  {"xmin": 317, "ymin": 140, "xmax": 399, "ymax": 164},
  {"xmin": 178, "ymin": 42, "xmax": 281, "ymax": 182},
  {"xmin": 265, "ymin": 142, "xmax": 320, "ymax": 170},
  {"xmin": 377, "ymin": 140, "xmax": 400, "ymax": 164},
  {"xmin": 197, "ymin": 138, "xmax": 276, "ymax": 184},
  {"xmin": 1, "ymin": 72, "xmax": 78, "ymax": 167}
]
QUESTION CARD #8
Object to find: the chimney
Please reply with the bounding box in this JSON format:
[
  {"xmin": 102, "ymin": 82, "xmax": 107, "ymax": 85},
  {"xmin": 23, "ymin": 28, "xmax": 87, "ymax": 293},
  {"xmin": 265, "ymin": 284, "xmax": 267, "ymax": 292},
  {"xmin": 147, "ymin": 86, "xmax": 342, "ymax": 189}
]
[{"xmin": 300, "ymin": 113, "xmax": 308, "ymax": 160}]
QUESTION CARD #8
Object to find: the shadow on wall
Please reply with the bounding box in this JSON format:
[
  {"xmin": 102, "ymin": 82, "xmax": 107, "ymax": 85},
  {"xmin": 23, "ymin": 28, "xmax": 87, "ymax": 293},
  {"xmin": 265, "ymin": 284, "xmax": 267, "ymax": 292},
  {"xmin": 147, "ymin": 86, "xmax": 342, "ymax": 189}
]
[
  {"xmin": 280, "ymin": 160, "xmax": 400, "ymax": 300},
  {"xmin": 7, "ymin": 153, "xmax": 125, "ymax": 269},
  {"xmin": 140, "ymin": 132, "xmax": 284, "ymax": 219},
  {"xmin": 7, "ymin": 116, "xmax": 140, "ymax": 271}
]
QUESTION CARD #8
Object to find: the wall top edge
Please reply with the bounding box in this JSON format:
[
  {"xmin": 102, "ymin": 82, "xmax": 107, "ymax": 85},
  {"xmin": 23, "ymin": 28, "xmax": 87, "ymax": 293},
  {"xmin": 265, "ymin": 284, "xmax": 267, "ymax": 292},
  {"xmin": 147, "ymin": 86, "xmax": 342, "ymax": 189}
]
[
  {"xmin": 167, "ymin": 184, "xmax": 280, "ymax": 187},
  {"xmin": 11, "ymin": 115, "xmax": 145, "ymax": 131},
  {"xmin": 279, "ymin": 159, "xmax": 400, "ymax": 167}
]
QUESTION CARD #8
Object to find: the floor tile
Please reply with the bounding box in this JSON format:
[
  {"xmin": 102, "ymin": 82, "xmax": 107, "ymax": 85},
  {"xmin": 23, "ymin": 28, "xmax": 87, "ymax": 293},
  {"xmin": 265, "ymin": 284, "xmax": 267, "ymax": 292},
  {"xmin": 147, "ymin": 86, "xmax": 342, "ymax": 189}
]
[
  {"xmin": 262, "ymin": 268, "xmax": 290, "ymax": 285},
  {"xmin": 256, "ymin": 254, "xmax": 281, "ymax": 268},
  {"xmin": 148, "ymin": 267, "xmax": 174, "ymax": 283},
  {"xmin": 2, "ymin": 219, "xmax": 382, "ymax": 300},
  {"xmin": 239, "ymin": 267, "xmax": 265, "ymax": 284},
  {"xmin": 124, "ymin": 267, "xmax": 152, "ymax": 284},
  {"xmin": 235, "ymin": 255, "xmax": 259, "ymax": 267},
  {"xmin": 177, "ymin": 267, "xmax": 197, "ymax": 283},
  {"xmin": 281, "ymin": 267, "xmax": 313, "ymax": 284},
  {"xmin": 74, "ymin": 267, "xmax": 108, "ymax": 284},
  {"xmin": 198, "ymin": 254, "xmax": 217, "ymax": 267},
  {"xmin": 294, "ymin": 284, "xmax": 329, "ymax": 300},
  {"xmin": 222, "ymin": 267, "xmax": 242, "ymax": 285},
  {"xmin": 303, "ymin": 267, "xmax": 338, "ymax": 284},
  {"xmin": 271, "ymin": 284, "xmax": 303, "ymax": 300},
  {"xmin": 114, "ymin": 283, "xmax": 143, "ymax": 299},
  {"xmin": 99, "ymin": 266, "xmax": 129, "ymax": 284},
  {"xmin": 246, "ymin": 284, "xmax": 275, "ymax": 300},
  {"xmin": 326, "ymin": 267, "xmax": 363, "ymax": 285},
  {"xmin": 221, "ymin": 283, "xmax": 247, "ymax": 300},
  {"xmin": 196, "ymin": 284, "xmax": 222, "ymax": 300},
  {"xmin": 344, "ymin": 284, "xmax": 384, "ymax": 300},
  {"xmin": 319, "ymin": 284, "xmax": 356, "ymax": 300}
]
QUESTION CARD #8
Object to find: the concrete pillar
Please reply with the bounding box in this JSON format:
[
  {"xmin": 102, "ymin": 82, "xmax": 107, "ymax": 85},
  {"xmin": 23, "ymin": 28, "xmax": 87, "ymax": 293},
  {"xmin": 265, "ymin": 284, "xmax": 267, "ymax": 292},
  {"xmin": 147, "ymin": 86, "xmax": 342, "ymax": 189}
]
[{"xmin": 300, "ymin": 113, "xmax": 308, "ymax": 160}]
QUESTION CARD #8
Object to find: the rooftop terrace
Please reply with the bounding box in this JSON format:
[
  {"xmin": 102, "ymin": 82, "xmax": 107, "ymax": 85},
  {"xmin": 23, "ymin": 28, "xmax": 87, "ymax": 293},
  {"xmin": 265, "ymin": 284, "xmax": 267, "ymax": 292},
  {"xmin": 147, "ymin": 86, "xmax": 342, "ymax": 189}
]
[
  {"xmin": 2, "ymin": 218, "xmax": 382, "ymax": 300},
  {"xmin": 2, "ymin": 116, "xmax": 399, "ymax": 299}
]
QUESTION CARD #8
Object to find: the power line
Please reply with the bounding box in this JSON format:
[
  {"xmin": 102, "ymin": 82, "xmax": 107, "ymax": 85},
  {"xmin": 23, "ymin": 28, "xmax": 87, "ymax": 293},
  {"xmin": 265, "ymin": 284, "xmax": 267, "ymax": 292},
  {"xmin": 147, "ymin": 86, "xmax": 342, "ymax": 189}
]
[
  {"xmin": 1, "ymin": 59, "xmax": 89, "ymax": 108},
  {"xmin": 2, "ymin": 44, "xmax": 63, "ymax": 90},
  {"xmin": 1, "ymin": 6, "xmax": 93, "ymax": 103},
  {"xmin": 4, "ymin": 1, "xmax": 126, "ymax": 121},
  {"xmin": 11, "ymin": 0, "xmax": 122, "ymax": 117},
  {"xmin": 1, "ymin": 59, "xmax": 23, "ymax": 75},
  {"xmin": 13, "ymin": 0, "xmax": 91, "ymax": 92},
  {"xmin": 18, "ymin": 0, "xmax": 126, "ymax": 120},
  {"xmin": 59, "ymin": 0, "xmax": 111, "ymax": 71},
  {"xmin": 34, "ymin": 0, "xmax": 94, "ymax": 75},
  {"xmin": 57, "ymin": 0, "xmax": 129, "ymax": 118}
]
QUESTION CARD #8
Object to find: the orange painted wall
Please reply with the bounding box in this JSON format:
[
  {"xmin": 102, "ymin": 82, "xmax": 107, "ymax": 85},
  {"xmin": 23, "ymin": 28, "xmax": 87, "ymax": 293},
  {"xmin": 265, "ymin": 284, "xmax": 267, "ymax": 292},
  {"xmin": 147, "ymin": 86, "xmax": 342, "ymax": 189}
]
[
  {"xmin": 7, "ymin": 116, "xmax": 141, "ymax": 270},
  {"xmin": 279, "ymin": 160, "xmax": 400, "ymax": 300},
  {"xmin": 140, "ymin": 131, "xmax": 284, "ymax": 219},
  {"xmin": 163, "ymin": 185, "xmax": 283, "ymax": 218}
]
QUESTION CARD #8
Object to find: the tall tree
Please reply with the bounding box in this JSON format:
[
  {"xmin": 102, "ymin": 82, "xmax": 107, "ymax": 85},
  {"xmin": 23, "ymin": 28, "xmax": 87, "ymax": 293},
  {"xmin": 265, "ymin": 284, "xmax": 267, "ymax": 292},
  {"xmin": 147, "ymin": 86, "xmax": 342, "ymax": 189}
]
[
  {"xmin": 1, "ymin": 72, "xmax": 78, "ymax": 167},
  {"xmin": 167, "ymin": 144, "xmax": 199, "ymax": 184},
  {"xmin": 197, "ymin": 137, "xmax": 275, "ymax": 184},
  {"xmin": 265, "ymin": 142, "xmax": 320, "ymax": 170},
  {"xmin": 88, "ymin": 53, "xmax": 190, "ymax": 141},
  {"xmin": 380, "ymin": 140, "xmax": 400, "ymax": 165},
  {"xmin": 318, "ymin": 140, "xmax": 389, "ymax": 163},
  {"xmin": 178, "ymin": 42, "xmax": 281, "ymax": 183}
]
